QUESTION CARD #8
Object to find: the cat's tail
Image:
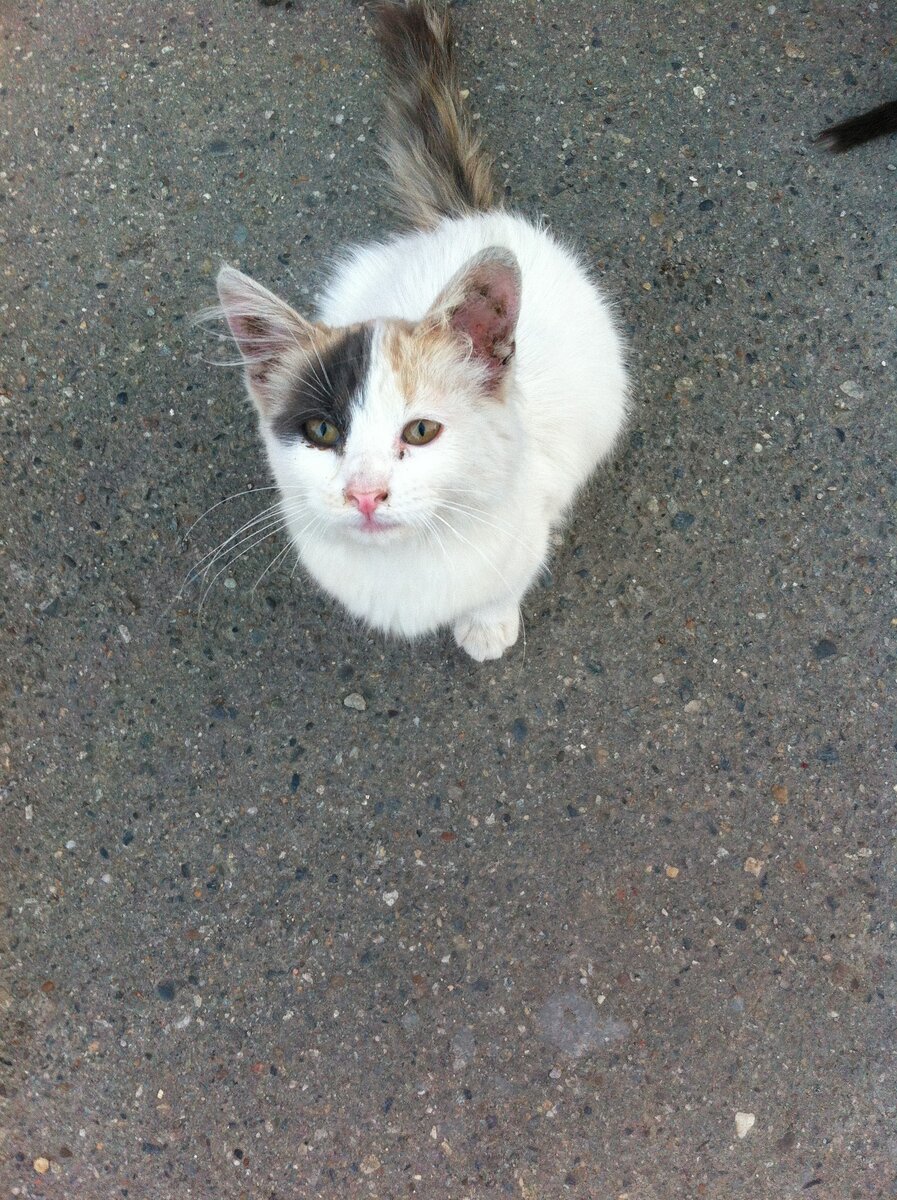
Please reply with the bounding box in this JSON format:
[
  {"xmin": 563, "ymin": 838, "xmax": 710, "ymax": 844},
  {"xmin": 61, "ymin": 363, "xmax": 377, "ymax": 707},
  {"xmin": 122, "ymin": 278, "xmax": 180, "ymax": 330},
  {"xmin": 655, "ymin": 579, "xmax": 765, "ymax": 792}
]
[
  {"xmin": 816, "ymin": 98, "xmax": 897, "ymax": 152},
  {"xmin": 371, "ymin": 1, "xmax": 496, "ymax": 229}
]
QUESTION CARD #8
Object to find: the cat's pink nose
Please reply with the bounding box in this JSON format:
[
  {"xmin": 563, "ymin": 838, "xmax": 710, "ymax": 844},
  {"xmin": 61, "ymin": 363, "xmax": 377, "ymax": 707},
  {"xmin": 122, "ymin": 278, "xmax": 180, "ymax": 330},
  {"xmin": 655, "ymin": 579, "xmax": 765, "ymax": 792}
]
[{"xmin": 345, "ymin": 486, "xmax": 389, "ymax": 518}]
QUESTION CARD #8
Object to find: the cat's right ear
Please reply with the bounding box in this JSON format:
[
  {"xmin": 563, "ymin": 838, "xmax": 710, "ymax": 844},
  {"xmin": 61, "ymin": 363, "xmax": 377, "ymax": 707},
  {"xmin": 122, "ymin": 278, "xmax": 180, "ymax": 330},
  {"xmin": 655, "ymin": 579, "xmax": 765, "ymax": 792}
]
[
  {"xmin": 214, "ymin": 265, "xmax": 318, "ymax": 414},
  {"xmin": 423, "ymin": 247, "xmax": 522, "ymax": 393}
]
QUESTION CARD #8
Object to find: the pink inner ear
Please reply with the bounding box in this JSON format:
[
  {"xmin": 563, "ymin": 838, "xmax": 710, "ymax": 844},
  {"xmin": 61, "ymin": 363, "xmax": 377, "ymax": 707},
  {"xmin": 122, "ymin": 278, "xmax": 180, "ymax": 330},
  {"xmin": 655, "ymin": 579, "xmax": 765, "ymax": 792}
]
[
  {"xmin": 223, "ymin": 314, "xmax": 286, "ymax": 385},
  {"xmin": 448, "ymin": 263, "xmax": 521, "ymax": 388},
  {"xmin": 229, "ymin": 314, "xmax": 281, "ymax": 354},
  {"xmin": 216, "ymin": 266, "xmax": 317, "ymax": 394}
]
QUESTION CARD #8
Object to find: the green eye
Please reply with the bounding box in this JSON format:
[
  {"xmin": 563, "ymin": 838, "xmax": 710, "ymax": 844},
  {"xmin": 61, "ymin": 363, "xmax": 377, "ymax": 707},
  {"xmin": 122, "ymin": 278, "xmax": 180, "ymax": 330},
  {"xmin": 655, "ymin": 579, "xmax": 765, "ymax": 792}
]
[
  {"xmin": 402, "ymin": 418, "xmax": 442, "ymax": 446},
  {"xmin": 303, "ymin": 418, "xmax": 341, "ymax": 448}
]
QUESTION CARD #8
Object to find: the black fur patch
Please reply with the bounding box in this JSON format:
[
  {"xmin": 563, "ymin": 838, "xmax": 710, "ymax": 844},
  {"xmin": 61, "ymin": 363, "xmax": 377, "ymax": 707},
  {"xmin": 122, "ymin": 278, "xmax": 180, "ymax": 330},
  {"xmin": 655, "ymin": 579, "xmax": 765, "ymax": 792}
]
[
  {"xmin": 816, "ymin": 99, "xmax": 897, "ymax": 152},
  {"xmin": 272, "ymin": 326, "xmax": 374, "ymax": 446}
]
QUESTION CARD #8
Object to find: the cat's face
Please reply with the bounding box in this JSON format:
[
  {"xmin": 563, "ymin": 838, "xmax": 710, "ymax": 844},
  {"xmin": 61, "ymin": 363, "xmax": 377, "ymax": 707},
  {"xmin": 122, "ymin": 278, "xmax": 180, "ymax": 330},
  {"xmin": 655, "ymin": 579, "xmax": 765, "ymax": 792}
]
[{"xmin": 215, "ymin": 249, "xmax": 522, "ymax": 546}]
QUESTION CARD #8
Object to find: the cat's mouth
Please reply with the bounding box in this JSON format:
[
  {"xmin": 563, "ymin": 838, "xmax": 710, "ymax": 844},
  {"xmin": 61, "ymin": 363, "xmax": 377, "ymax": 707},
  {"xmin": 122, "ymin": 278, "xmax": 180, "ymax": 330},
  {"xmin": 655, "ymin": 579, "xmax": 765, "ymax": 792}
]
[{"xmin": 347, "ymin": 512, "xmax": 403, "ymax": 539}]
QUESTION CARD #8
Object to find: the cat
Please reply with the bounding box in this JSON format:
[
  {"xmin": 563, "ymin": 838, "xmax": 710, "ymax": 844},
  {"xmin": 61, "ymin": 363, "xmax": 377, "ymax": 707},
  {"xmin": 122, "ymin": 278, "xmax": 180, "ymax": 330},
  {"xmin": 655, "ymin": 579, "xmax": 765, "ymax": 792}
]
[
  {"xmin": 208, "ymin": 0, "xmax": 628, "ymax": 660},
  {"xmin": 816, "ymin": 99, "xmax": 897, "ymax": 152}
]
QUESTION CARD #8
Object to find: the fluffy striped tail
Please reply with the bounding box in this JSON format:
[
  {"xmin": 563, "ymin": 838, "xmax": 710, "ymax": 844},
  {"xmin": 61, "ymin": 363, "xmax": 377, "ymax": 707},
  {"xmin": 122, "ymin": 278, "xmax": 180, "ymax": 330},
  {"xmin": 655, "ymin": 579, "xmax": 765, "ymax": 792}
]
[{"xmin": 371, "ymin": 1, "xmax": 496, "ymax": 229}]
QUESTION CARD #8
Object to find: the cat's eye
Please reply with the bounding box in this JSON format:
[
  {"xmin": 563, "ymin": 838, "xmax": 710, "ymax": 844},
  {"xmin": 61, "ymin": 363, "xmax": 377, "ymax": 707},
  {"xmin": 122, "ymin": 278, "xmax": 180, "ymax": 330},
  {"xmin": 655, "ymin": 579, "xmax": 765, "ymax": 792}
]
[
  {"xmin": 303, "ymin": 418, "xmax": 341, "ymax": 448},
  {"xmin": 402, "ymin": 418, "xmax": 443, "ymax": 446}
]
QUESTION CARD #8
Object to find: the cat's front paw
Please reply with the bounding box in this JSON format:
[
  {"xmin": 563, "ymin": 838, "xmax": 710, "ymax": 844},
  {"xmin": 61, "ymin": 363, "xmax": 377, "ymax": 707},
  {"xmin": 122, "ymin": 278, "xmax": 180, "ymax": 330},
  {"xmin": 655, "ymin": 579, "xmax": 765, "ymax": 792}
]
[{"xmin": 454, "ymin": 606, "xmax": 520, "ymax": 661}]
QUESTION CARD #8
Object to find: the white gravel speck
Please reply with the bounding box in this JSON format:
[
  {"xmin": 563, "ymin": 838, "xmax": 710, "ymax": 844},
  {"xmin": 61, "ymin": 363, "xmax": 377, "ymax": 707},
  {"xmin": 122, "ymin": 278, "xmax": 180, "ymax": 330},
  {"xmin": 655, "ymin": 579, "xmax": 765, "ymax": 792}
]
[
  {"xmin": 343, "ymin": 693, "xmax": 367, "ymax": 711},
  {"xmin": 735, "ymin": 1111, "xmax": 756, "ymax": 1138},
  {"xmin": 382, "ymin": 890, "xmax": 399, "ymax": 907}
]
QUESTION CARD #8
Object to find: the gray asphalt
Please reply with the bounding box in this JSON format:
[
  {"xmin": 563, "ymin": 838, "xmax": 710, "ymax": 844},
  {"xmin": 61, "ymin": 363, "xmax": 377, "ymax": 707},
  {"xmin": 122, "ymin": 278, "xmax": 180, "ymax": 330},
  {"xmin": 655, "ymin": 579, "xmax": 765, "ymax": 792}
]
[{"xmin": 2, "ymin": 2, "xmax": 895, "ymax": 1197}]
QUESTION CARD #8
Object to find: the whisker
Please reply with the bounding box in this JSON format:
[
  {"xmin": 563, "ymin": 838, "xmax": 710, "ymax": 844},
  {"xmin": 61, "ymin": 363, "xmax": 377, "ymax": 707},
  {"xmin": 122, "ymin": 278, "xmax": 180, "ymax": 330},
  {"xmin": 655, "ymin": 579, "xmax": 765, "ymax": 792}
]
[
  {"xmin": 290, "ymin": 513, "xmax": 330, "ymax": 578},
  {"xmin": 421, "ymin": 513, "xmax": 451, "ymax": 571},
  {"xmin": 182, "ymin": 500, "xmax": 309, "ymax": 589},
  {"xmin": 251, "ymin": 539, "xmax": 295, "ymax": 593},
  {"xmin": 182, "ymin": 485, "xmax": 285, "ymax": 542},
  {"xmin": 198, "ymin": 523, "xmax": 293, "ymax": 611},
  {"xmin": 437, "ymin": 500, "xmax": 545, "ymax": 559},
  {"xmin": 194, "ymin": 520, "xmax": 291, "ymax": 597},
  {"xmin": 430, "ymin": 510, "xmax": 514, "ymax": 597},
  {"xmin": 185, "ymin": 503, "xmax": 308, "ymax": 597},
  {"xmin": 308, "ymin": 339, "xmax": 334, "ymax": 392}
]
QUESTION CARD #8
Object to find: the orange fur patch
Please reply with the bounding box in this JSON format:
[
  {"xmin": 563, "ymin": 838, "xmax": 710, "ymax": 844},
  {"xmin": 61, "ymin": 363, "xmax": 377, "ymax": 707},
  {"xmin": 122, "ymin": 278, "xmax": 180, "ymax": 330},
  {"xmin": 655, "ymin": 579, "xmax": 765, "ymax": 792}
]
[{"xmin": 383, "ymin": 318, "xmax": 489, "ymax": 407}]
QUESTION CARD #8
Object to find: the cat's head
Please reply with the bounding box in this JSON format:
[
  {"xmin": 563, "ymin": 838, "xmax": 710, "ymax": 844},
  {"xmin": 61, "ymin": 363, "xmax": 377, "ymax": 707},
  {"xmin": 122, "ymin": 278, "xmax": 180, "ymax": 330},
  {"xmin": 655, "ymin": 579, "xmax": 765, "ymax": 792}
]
[{"xmin": 214, "ymin": 248, "xmax": 522, "ymax": 543}]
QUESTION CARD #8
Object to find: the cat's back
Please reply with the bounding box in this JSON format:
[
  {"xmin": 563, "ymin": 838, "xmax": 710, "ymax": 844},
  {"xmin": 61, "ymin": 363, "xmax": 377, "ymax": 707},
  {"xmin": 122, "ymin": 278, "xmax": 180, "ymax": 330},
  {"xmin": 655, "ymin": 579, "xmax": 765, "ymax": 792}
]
[{"xmin": 318, "ymin": 211, "xmax": 608, "ymax": 343}]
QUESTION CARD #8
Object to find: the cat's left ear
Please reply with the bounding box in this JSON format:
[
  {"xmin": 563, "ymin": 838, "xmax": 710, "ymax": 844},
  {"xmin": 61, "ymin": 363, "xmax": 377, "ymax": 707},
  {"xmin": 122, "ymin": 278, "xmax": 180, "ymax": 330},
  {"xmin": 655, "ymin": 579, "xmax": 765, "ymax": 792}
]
[
  {"xmin": 215, "ymin": 265, "xmax": 318, "ymax": 413},
  {"xmin": 425, "ymin": 247, "xmax": 521, "ymax": 392}
]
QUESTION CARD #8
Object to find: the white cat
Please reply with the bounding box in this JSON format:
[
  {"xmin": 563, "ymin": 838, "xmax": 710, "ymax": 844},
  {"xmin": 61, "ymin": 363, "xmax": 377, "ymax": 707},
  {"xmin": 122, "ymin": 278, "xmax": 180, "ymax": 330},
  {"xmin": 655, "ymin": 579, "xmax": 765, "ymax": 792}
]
[{"xmin": 211, "ymin": 1, "xmax": 628, "ymax": 660}]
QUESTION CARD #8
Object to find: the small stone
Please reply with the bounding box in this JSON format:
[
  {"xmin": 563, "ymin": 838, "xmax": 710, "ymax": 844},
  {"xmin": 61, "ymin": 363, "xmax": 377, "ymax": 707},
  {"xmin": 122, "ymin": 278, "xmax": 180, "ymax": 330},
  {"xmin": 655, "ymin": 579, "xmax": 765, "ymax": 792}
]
[
  {"xmin": 671, "ymin": 511, "xmax": 695, "ymax": 531},
  {"xmin": 814, "ymin": 639, "xmax": 837, "ymax": 660},
  {"xmin": 665, "ymin": 865, "xmax": 680, "ymax": 879},
  {"xmin": 34, "ymin": 1158, "xmax": 50, "ymax": 1174},
  {"xmin": 772, "ymin": 785, "xmax": 788, "ymax": 805},
  {"xmin": 683, "ymin": 699, "xmax": 704, "ymax": 714},
  {"xmin": 451, "ymin": 1027, "xmax": 476, "ymax": 1071},
  {"xmin": 360, "ymin": 1155, "xmax": 381, "ymax": 1175},
  {"xmin": 536, "ymin": 990, "xmax": 630, "ymax": 1058},
  {"xmin": 649, "ymin": 210, "xmax": 665, "ymax": 227},
  {"xmin": 839, "ymin": 379, "xmax": 863, "ymax": 399},
  {"xmin": 743, "ymin": 857, "xmax": 763, "ymax": 877},
  {"xmin": 382, "ymin": 890, "xmax": 399, "ymax": 907},
  {"xmin": 745, "ymin": 180, "xmax": 758, "ymax": 190},
  {"xmin": 693, "ymin": 85, "xmax": 706, "ymax": 99},
  {"xmin": 343, "ymin": 693, "xmax": 367, "ymax": 711},
  {"xmin": 735, "ymin": 1111, "xmax": 756, "ymax": 1138},
  {"xmin": 784, "ymin": 43, "xmax": 804, "ymax": 59}
]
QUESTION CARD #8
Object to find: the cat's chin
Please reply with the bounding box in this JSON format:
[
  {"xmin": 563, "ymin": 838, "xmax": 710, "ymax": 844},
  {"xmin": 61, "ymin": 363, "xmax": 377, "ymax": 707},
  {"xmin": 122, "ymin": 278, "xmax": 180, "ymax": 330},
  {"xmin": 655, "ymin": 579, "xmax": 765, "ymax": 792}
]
[{"xmin": 341, "ymin": 516, "xmax": 409, "ymax": 544}]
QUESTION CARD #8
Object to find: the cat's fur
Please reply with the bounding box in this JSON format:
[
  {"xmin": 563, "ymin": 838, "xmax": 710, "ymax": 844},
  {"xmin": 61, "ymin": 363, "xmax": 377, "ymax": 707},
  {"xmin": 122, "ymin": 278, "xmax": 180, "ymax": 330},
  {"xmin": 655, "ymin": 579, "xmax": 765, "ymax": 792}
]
[
  {"xmin": 211, "ymin": 0, "xmax": 628, "ymax": 660},
  {"xmin": 816, "ymin": 99, "xmax": 897, "ymax": 152}
]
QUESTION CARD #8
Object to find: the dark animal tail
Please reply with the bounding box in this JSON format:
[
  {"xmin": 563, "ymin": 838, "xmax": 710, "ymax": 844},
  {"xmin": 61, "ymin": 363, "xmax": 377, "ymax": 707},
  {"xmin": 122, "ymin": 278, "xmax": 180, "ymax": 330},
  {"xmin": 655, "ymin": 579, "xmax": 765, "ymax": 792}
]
[
  {"xmin": 816, "ymin": 99, "xmax": 897, "ymax": 152},
  {"xmin": 371, "ymin": 1, "xmax": 496, "ymax": 229}
]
